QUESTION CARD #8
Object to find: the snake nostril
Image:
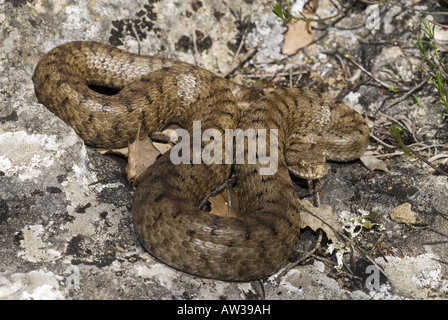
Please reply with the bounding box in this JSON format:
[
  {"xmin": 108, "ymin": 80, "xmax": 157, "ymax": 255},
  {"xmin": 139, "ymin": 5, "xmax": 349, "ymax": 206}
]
[{"xmin": 88, "ymin": 84, "xmax": 121, "ymax": 96}]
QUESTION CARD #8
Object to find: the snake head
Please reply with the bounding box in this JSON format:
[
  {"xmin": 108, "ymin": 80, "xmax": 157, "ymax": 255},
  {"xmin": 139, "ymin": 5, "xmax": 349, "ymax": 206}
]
[
  {"xmin": 285, "ymin": 143, "xmax": 328, "ymax": 180},
  {"xmin": 287, "ymin": 160, "xmax": 328, "ymax": 180}
]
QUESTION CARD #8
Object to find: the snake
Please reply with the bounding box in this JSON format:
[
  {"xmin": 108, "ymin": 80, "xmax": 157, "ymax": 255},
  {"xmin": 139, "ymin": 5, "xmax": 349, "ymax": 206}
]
[{"xmin": 33, "ymin": 41, "xmax": 369, "ymax": 281}]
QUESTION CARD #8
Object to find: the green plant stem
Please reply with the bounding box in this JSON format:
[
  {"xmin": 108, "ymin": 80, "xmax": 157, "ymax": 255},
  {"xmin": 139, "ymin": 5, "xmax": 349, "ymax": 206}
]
[{"xmin": 390, "ymin": 124, "xmax": 448, "ymax": 177}]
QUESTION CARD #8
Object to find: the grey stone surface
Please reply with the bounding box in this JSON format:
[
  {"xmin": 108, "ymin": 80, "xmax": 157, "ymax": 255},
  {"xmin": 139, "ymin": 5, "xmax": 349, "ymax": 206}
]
[{"xmin": 1, "ymin": 0, "xmax": 448, "ymax": 300}]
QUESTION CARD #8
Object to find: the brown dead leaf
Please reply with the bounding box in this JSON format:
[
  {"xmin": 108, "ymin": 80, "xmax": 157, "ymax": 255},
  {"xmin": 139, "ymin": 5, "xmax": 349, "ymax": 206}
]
[
  {"xmin": 96, "ymin": 147, "xmax": 129, "ymax": 157},
  {"xmin": 127, "ymin": 125, "xmax": 177, "ymax": 183},
  {"xmin": 299, "ymin": 199, "xmax": 342, "ymax": 244},
  {"xmin": 127, "ymin": 135, "xmax": 162, "ymax": 183},
  {"xmin": 282, "ymin": 20, "xmax": 314, "ymax": 55},
  {"xmin": 153, "ymin": 141, "xmax": 173, "ymax": 154},
  {"xmin": 281, "ymin": 3, "xmax": 317, "ymax": 56},
  {"xmin": 209, "ymin": 188, "xmax": 239, "ymax": 217},
  {"xmin": 360, "ymin": 152, "xmax": 389, "ymax": 173}
]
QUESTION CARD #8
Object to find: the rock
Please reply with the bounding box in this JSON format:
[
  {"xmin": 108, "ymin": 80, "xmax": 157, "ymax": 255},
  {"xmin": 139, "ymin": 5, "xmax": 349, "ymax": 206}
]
[
  {"xmin": 1, "ymin": 0, "xmax": 448, "ymax": 300},
  {"xmin": 390, "ymin": 203, "xmax": 417, "ymax": 225}
]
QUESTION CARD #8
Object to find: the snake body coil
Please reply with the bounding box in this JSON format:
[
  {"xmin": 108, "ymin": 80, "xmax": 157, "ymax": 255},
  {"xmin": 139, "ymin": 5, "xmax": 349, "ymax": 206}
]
[{"xmin": 33, "ymin": 41, "xmax": 369, "ymax": 281}]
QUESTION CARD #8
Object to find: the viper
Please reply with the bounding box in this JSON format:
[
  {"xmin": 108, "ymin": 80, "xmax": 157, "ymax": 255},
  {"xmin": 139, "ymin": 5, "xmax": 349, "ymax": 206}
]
[{"xmin": 33, "ymin": 41, "xmax": 369, "ymax": 281}]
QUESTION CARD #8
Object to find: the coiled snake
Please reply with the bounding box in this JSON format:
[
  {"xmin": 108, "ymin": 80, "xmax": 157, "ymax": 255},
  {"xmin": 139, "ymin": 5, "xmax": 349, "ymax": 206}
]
[{"xmin": 33, "ymin": 41, "xmax": 369, "ymax": 281}]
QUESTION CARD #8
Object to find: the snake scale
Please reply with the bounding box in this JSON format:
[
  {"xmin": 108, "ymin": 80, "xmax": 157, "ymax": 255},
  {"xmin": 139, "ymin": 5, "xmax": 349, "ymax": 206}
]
[{"xmin": 33, "ymin": 41, "xmax": 369, "ymax": 281}]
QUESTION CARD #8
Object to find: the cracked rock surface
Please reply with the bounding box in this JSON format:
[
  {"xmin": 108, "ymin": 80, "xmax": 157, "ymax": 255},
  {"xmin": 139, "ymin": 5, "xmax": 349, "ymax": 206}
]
[{"xmin": 1, "ymin": 0, "xmax": 448, "ymax": 300}]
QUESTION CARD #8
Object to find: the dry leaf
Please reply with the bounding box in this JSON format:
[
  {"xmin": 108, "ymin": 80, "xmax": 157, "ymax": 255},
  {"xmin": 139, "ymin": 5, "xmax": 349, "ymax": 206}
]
[
  {"xmin": 153, "ymin": 142, "xmax": 173, "ymax": 154},
  {"xmin": 281, "ymin": 3, "xmax": 317, "ymax": 56},
  {"xmin": 96, "ymin": 147, "xmax": 129, "ymax": 157},
  {"xmin": 282, "ymin": 20, "xmax": 314, "ymax": 56},
  {"xmin": 127, "ymin": 135, "xmax": 162, "ymax": 183},
  {"xmin": 299, "ymin": 199, "xmax": 342, "ymax": 243},
  {"xmin": 209, "ymin": 188, "xmax": 239, "ymax": 217},
  {"xmin": 360, "ymin": 152, "xmax": 389, "ymax": 173},
  {"xmin": 127, "ymin": 125, "xmax": 177, "ymax": 183}
]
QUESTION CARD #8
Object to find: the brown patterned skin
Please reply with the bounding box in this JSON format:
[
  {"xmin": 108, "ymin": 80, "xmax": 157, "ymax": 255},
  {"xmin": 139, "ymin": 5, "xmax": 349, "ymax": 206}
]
[{"xmin": 33, "ymin": 41, "xmax": 369, "ymax": 281}]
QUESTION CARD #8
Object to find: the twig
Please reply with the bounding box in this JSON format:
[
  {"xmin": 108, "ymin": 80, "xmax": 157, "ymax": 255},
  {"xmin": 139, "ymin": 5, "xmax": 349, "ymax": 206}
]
[
  {"xmin": 192, "ymin": 31, "xmax": 199, "ymax": 65},
  {"xmin": 296, "ymin": 0, "xmax": 352, "ymax": 23},
  {"xmin": 131, "ymin": 22, "xmax": 142, "ymax": 54},
  {"xmin": 308, "ymin": 253, "xmax": 338, "ymax": 266},
  {"xmin": 427, "ymin": 19, "xmax": 448, "ymax": 29},
  {"xmin": 422, "ymin": 153, "xmax": 448, "ymax": 167},
  {"xmin": 372, "ymin": 151, "xmax": 404, "ymax": 158},
  {"xmin": 299, "ymin": 204, "xmax": 389, "ymax": 279},
  {"xmin": 88, "ymin": 177, "xmax": 106, "ymax": 187},
  {"xmin": 411, "ymin": 149, "xmax": 448, "ymax": 177},
  {"xmin": 289, "ymin": 68, "xmax": 293, "ymax": 88},
  {"xmin": 243, "ymin": 70, "xmax": 308, "ymax": 79},
  {"xmin": 222, "ymin": 42, "xmax": 263, "ymax": 78},
  {"xmin": 249, "ymin": 280, "xmax": 265, "ymax": 299},
  {"xmin": 376, "ymin": 112, "xmax": 418, "ymax": 142},
  {"xmin": 358, "ymin": 0, "xmax": 388, "ymax": 4},
  {"xmin": 232, "ymin": 15, "xmax": 251, "ymax": 65},
  {"xmin": 376, "ymin": 243, "xmax": 389, "ymax": 263},
  {"xmin": 369, "ymin": 132, "xmax": 397, "ymax": 149},
  {"xmin": 369, "ymin": 233, "xmax": 385, "ymax": 255},
  {"xmin": 389, "ymin": 124, "xmax": 448, "ymax": 177},
  {"xmin": 345, "ymin": 54, "xmax": 412, "ymax": 92},
  {"xmin": 275, "ymin": 229, "xmax": 324, "ymax": 282},
  {"xmin": 307, "ymin": 179, "xmax": 321, "ymax": 207},
  {"xmin": 375, "ymin": 77, "xmax": 430, "ymax": 114},
  {"xmin": 233, "ymin": 32, "xmax": 247, "ymax": 65},
  {"xmin": 409, "ymin": 143, "xmax": 446, "ymax": 152},
  {"xmin": 226, "ymin": 185, "xmax": 232, "ymax": 217},
  {"xmin": 198, "ymin": 175, "xmax": 236, "ymax": 211}
]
